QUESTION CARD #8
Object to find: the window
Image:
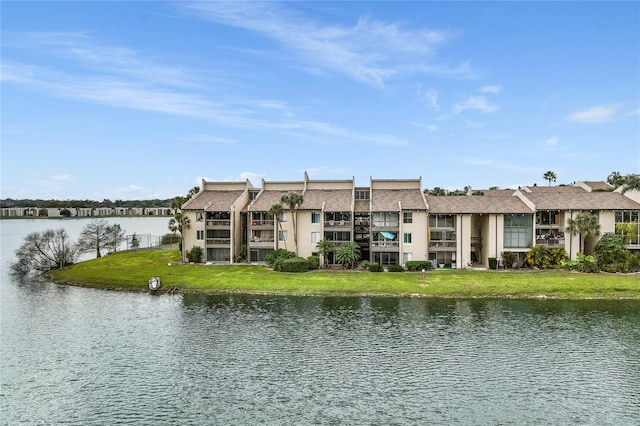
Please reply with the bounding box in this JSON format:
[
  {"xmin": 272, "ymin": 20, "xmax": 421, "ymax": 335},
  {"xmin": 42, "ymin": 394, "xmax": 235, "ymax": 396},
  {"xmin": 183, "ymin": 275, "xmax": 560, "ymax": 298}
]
[
  {"xmin": 311, "ymin": 232, "xmax": 320, "ymax": 243},
  {"xmin": 504, "ymin": 214, "xmax": 533, "ymax": 248},
  {"xmin": 279, "ymin": 230, "xmax": 288, "ymax": 241},
  {"xmin": 403, "ymin": 252, "xmax": 413, "ymax": 263},
  {"xmin": 355, "ymin": 190, "xmax": 370, "ymax": 200},
  {"xmin": 615, "ymin": 210, "xmax": 640, "ymax": 245},
  {"xmin": 311, "ymin": 212, "xmax": 320, "ymax": 224},
  {"xmin": 197, "ymin": 230, "xmax": 204, "ymax": 240},
  {"xmin": 429, "ymin": 214, "xmax": 454, "ymax": 228},
  {"xmin": 196, "ymin": 211, "xmax": 204, "ymax": 222},
  {"xmin": 403, "ymin": 233, "xmax": 412, "ymax": 244},
  {"xmin": 279, "ymin": 212, "xmax": 287, "ymax": 222},
  {"xmin": 403, "ymin": 212, "xmax": 413, "ymax": 224},
  {"xmin": 372, "ymin": 212, "xmax": 399, "ymax": 227}
]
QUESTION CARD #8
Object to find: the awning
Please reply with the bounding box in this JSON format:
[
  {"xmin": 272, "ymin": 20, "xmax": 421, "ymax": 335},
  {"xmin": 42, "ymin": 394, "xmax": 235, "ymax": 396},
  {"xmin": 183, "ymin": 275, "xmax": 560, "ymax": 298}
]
[{"xmin": 380, "ymin": 231, "xmax": 396, "ymax": 240}]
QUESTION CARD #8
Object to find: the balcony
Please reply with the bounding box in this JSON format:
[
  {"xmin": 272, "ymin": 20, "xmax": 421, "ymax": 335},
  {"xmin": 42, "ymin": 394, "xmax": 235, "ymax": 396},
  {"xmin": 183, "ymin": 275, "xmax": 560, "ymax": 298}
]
[
  {"xmin": 535, "ymin": 238, "xmax": 565, "ymax": 248},
  {"xmin": 429, "ymin": 241, "xmax": 456, "ymax": 249},
  {"xmin": 249, "ymin": 237, "xmax": 275, "ymax": 248},
  {"xmin": 207, "ymin": 238, "xmax": 231, "ymax": 246},
  {"xmin": 206, "ymin": 219, "xmax": 231, "ymax": 227},
  {"xmin": 324, "ymin": 220, "xmax": 352, "ymax": 229},
  {"xmin": 371, "ymin": 241, "xmax": 399, "ymax": 249},
  {"xmin": 250, "ymin": 220, "xmax": 275, "ymax": 228}
]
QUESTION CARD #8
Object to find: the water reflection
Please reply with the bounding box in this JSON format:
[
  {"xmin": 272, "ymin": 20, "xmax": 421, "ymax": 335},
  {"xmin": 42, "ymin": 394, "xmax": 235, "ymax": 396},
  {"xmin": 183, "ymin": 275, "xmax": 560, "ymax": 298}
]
[{"xmin": 3, "ymin": 284, "xmax": 640, "ymax": 424}]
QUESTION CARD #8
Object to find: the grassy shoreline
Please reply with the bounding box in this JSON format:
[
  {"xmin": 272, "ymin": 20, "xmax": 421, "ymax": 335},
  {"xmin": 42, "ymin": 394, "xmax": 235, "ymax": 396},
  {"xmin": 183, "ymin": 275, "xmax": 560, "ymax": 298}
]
[{"xmin": 46, "ymin": 249, "xmax": 640, "ymax": 300}]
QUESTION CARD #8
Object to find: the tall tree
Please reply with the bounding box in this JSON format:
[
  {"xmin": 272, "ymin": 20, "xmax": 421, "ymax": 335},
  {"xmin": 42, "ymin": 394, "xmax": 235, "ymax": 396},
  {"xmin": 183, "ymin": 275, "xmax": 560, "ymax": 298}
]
[
  {"xmin": 268, "ymin": 203, "xmax": 285, "ymax": 250},
  {"xmin": 543, "ymin": 171, "xmax": 557, "ymax": 187},
  {"xmin": 565, "ymin": 212, "xmax": 600, "ymax": 254},
  {"xmin": 77, "ymin": 219, "xmax": 114, "ymax": 258},
  {"xmin": 607, "ymin": 171, "xmax": 625, "ymax": 188},
  {"xmin": 316, "ymin": 238, "xmax": 335, "ymax": 268},
  {"xmin": 280, "ymin": 192, "xmax": 304, "ymax": 255},
  {"xmin": 621, "ymin": 174, "xmax": 640, "ymax": 194},
  {"xmin": 169, "ymin": 212, "xmax": 191, "ymax": 262},
  {"xmin": 11, "ymin": 229, "xmax": 77, "ymax": 276},
  {"xmin": 104, "ymin": 224, "xmax": 126, "ymax": 254}
]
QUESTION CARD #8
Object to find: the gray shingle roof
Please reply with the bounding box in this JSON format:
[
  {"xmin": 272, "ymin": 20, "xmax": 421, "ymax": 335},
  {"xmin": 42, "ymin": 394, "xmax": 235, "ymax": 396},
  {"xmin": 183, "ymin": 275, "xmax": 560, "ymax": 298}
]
[
  {"xmin": 524, "ymin": 185, "xmax": 586, "ymax": 193},
  {"xmin": 371, "ymin": 189, "xmax": 427, "ymax": 211},
  {"xmin": 248, "ymin": 190, "xmax": 301, "ymax": 211},
  {"xmin": 425, "ymin": 195, "xmax": 533, "ymax": 214},
  {"xmin": 182, "ymin": 190, "xmax": 244, "ymax": 211},
  {"xmin": 301, "ymin": 189, "xmax": 352, "ymax": 211},
  {"xmin": 522, "ymin": 192, "xmax": 640, "ymax": 210}
]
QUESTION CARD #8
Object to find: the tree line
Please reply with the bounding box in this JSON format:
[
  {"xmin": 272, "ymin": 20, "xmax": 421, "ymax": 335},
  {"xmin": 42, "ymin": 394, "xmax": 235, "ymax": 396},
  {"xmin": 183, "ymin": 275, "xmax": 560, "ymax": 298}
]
[{"xmin": 1, "ymin": 198, "xmax": 176, "ymax": 209}]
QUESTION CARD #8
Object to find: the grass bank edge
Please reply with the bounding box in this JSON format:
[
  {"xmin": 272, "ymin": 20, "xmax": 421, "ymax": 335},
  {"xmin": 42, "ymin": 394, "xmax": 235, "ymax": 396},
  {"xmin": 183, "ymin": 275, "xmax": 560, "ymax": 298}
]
[{"xmin": 47, "ymin": 249, "xmax": 640, "ymax": 299}]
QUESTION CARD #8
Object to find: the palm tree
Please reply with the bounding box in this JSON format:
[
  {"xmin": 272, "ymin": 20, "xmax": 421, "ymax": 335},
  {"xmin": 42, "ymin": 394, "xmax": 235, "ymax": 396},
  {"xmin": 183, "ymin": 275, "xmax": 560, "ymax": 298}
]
[
  {"xmin": 169, "ymin": 212, "xmax": 191, "ymax": 262},
  {"xmin": 621, "ymin": 174, "xmax": 640, "ymax": 194},
  {"xmin": 335, "ymin": 242, "xmax": 361, "ymax": 269},
  {"xmin": 543, "ymin": 171, "xmax": 557, "ymax": 187},
  {"xmin": 315, "ymin": 238, "xmax": 335, "ymax": 268},
  {"xmin": 268, "ymin": 203, "xmax": 285, "ymax": 250},
  {"xmin": 280, "ymin": 191, "xmax": 304, "ymax": 255},
  {"xmin": 565, "ymin": 212, "xmax": 600, "ymax": 255},
  {"xmin": 607, "ymin": 171, "xmax": 625, "ymax": 188}
]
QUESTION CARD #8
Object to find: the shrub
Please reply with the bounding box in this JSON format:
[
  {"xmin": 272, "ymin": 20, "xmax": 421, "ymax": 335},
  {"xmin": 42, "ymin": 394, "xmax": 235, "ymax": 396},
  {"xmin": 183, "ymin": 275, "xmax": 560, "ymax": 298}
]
[
  {"xmin": 186, "ymin": 246, "xmax": 203, "ymax": 263},
  {"xmin": 388, "ymin": 264, "xmax": 404, "ymax": 272},
  {"xmin": 360, "ymin": 260, "xmax": 370, "ymax": 270},
  {"xmin": 281, "ymin": 257, "xmax": 310, "ymax": 272},
  {"xmin": 501, "ymin": 251, "xmax": 516, "ymax": 269},
  {"xmin": 306, "ymin": 255, "xmax": 319, "ymax": 270},
  {"xmin": 549, "ymin": 248, "xmax": 568, "ymax": 267},
  {"xmin": 594, "ymin": 233, "xmax": 631, "ymax": 272},
  {"xmin": 405, "ymin": 260, "xmax": 433, "ymax": 271},
  {"xmin": 265, "ymin": 248, "xmax": 296, "ymax": 271},
  {"xmin": 525, "ymin": 247, "xmax": 551, "ymax": 269},
  {"xmin": 368, "ymin": 262, "xmax": 383, "ymax": 272}
]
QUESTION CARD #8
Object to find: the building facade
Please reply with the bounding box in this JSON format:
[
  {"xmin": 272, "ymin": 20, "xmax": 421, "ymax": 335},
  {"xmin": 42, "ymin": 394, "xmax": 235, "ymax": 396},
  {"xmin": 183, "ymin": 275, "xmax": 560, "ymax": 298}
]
[{"xmin": 180, "ymin": 174, "xmax": 640, "ymax": 268}]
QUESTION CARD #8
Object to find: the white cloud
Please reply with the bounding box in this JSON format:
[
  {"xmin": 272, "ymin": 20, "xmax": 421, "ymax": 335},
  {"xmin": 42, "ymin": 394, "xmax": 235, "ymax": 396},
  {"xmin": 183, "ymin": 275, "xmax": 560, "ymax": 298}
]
[
  {"xmin": 567, "ymin": 104, "xmax": 620, "ymax": 123},
  {"xmin": 479, "ymin": 85, "xmax": 502, "ymax": 94},
  {"xmin": 181, "ymin": 2, "xmax": 471, "ymax": 88},
  {"xmin": 425, "ymin": 90, "xmax": 440, "ymax": 111},
  {"xmin": 452, "ymin": 96, "xmax": 499, "ymax": 114},
  {"xmin": 189, "ymin": 135, "xmax": 236, "ymax": 144},
  {"xmin": 544, "ymin": 136, "xmax": 559, "ymax": 146},
  {"xmin": 50, "ymin": 174, "xmax": 76, "ymax": 181}
]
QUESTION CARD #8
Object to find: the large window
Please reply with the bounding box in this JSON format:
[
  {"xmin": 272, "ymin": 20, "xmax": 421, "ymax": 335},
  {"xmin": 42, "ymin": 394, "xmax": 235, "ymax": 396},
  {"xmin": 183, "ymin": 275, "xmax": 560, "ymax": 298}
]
[
  {"xmin": 403, "ymin": 252, "xmax": 413, "ymax": 263},
  {"xmin": 429, "ymin": 214, "xmax": 454, "ymax": 228},
  {"xmin": 403, "ymin": 212, "xmax": 413, "ymax": 224},
  {"xmin": 311, "ymin": 212, "xmax": 320, "ymax": 223},
  {"xmin": 403, "ymin": 233, "xmax": 412, "ymax": 244},
  {"xmin": 373, "ymin": 252, "xmax": 399, "ymax": 265},
  {"xmin": 311, "ymin": 232, "xmax": 320, "ymax": 243},
  {"xmin": 504, "ymin": 214, "xmax": 533, "ymax": 248},
  {"xmin": 279, "ymin": 230, "xmax": 288, "ymax": 241},
  {"xmin": 355, "ymin": 190, "xmax": 370, "ymax": 200},
  {"xmin": 197, "ymin": 230, "xmax": 204, "ymax": 240},
  {"xmin": 615, "ymin": 210, "xmax": 640, "ymax": 245},
  {"xmin": 373, "ymin": 212, "xmax": 399, "ymax": 227}
]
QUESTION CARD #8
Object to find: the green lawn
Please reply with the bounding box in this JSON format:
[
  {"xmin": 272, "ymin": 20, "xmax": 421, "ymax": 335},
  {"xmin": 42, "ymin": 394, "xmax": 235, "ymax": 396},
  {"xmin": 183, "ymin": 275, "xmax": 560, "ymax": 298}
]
[{"xmin": 47, "ymin": 249, "xmax": 640, "ymax": 299}]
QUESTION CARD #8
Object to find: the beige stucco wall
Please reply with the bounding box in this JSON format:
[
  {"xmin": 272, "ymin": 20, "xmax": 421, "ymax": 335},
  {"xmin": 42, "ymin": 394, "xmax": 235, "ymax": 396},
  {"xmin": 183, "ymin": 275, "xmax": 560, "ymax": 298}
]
[
  {"xmin": 399, "ymin": 210, "xmax": 428, "ymax": 263},
  {"xmin": 182, "ymin": 211, "xmax": 205, "ymax": 261},
  {"xmin": 296, "ymin": 210, "xmax": 322, "ymax": 258}
]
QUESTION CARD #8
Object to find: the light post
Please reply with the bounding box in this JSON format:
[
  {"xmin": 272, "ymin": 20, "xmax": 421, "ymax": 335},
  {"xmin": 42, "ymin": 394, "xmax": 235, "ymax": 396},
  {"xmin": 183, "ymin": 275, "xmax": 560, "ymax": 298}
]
[
  {"xmin": 421, "ymin": 268, "xmax": 426, "ymax": 286},
  {"xmin": 168, "ymin": 263, "xmax": 172, "ymax": 275}
]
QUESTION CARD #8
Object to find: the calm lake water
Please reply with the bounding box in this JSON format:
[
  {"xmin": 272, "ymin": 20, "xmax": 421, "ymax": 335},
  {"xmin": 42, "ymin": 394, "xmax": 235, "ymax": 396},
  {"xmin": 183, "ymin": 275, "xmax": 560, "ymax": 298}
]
[{"xmin": 1, "ymin": 218, "xmax": 640, "ymax": 425}]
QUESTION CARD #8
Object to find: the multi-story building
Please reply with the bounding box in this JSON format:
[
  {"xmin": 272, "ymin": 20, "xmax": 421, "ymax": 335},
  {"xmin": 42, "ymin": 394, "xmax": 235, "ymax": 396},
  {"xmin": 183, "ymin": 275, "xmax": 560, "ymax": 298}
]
[{"xmin": 180, "ymin": 174, "xmax": 640, "ymax": 268}]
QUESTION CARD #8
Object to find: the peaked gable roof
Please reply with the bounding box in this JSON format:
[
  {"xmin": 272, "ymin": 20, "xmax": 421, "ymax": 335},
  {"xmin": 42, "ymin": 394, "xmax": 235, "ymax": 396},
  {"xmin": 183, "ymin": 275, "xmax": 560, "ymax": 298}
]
[{"xmin": 425, "ymin": 194, "xmax": 533, "ymax": 214}]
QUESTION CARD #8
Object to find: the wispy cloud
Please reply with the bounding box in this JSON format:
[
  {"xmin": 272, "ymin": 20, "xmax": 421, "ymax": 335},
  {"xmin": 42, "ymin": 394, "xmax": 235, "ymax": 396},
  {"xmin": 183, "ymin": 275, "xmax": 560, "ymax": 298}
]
[
  {"xmin": 50, "ymin": 174, "xmax": 76, "ymax": 181},
  {"xmin": 425, "ymin": 90, "xmax": 440, "ymax": 111},
  {"xmin": 479, "ymin": 85, "xmax": 502, "ymax": 94},
  {"xmin": 452, "ymin": 96, "xmax": 499, "ymax": 114},
  {"xmin": 181, "ymin": 2, "xmax": 471, "ymax": 88},
  {"xmin": 567, "ymin": 104, "xmax": 620, "ymax": 123},
  {"xmin": 544, "ymin": 136, "xmax": 559, "ymax": 146},
  {"xmin": 188, "ymin": 135, "xmax": 237, "ymax": 144}
]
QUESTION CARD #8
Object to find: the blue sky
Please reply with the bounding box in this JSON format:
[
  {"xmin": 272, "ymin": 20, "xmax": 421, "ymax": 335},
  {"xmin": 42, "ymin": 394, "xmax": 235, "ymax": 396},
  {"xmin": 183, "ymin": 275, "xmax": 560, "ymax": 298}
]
[{"xmin": 2, "ymin": 1, "xmax": 639, "ymax": 200}]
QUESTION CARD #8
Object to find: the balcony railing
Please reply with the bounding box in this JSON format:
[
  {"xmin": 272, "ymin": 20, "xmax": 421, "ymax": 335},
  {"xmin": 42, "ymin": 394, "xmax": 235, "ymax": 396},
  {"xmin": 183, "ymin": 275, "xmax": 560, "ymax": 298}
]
[
  {"xmin": 535, "ymin": 238, "xmax": 565, "ymax": 247},
  {"xmin": 324, "ymin": 220, "xmax": 352, "ymax": 228},
  {"xmin": 429, "ymin": 241, "xmax": 456, "ymax": 248},
  {"xmin": 371, "ymin": 241, "xmax": 399, "ymax": 248},
  {"xmin": 250, "ymin": 220, "xmax": 275, "ymax": 227},
  {"xmin": 206, "ymin": 220, "xmax": 231, "ymax": 227},
  {"xmin": 206, "ymin": 238, "xmax": 231, "ymax": 246},
  {"xmin": 249, "ymin": 239, "xmax": 275, "ymax": 247}
]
